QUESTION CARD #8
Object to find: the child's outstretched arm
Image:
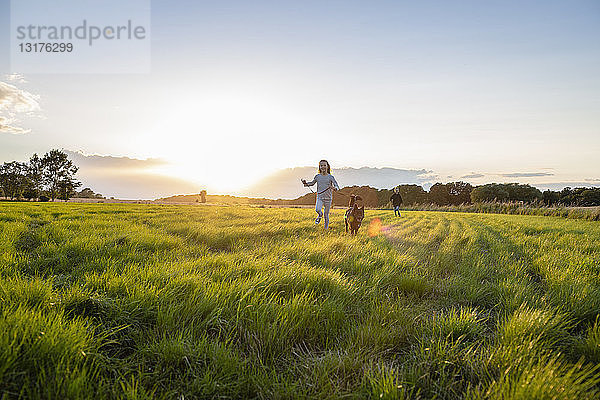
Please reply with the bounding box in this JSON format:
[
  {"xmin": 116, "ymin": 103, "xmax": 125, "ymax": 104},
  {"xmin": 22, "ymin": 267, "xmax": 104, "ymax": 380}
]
[{"xmin": 303, "ymin": 175, "xmax": 318, "ymax": 187}]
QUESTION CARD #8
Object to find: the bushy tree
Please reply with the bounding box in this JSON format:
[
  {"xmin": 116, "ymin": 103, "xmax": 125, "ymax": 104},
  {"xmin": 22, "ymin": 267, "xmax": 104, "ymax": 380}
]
[
  {"xmin": 428, "ymin": 183, "xmax": 451, "ymax": 205},
  {"xmin": 77, "ymin": 188, "xmax": 104, "ymax": 199},
  {"xmin": 57, "ymin": 176, "xmax": 81, "ymax": 200},
  {"xmin": 0, "ymin": 161, "xmax": 29, "ymax": 200},
  {"xmin": 0, "ymin": 149, "xmax": 83, "ymax": 202},
  {"xmin": 542, "ymin": 190, "xmax": 560, "ymax": 205},
  {"xmin": 559, "ymin": 187, "xmax": 575, "ymax": 205},
  {"xmin": 580, "ymin": 189, "xmax": 600, "ymax": 206},
  {"xmin": 540, "ymin": 187, "xmax": 600, "ymax": 206},
  {"xmin": 471, "ymin": 183, "xmax": 545, "ymax": 204},
  {"xmin": 471, "ymin": 184, "xmax": 510, "ymax": 203},
  {"xmin": 397, "ymin": 184, "xmax": 428, "ymax": 205},
  {"xmin": 41, "ymin": 149, "xmax": 80, "ymax": 201},
  {"xmin": 24, "ymin": 153, "xmax": 44, "ymax": 200},
  {"xmin": 447, "ymin": 181, "xmax": 473, "ymax": 205},
  {"xmin": 376, "ymin": 188, "xmax": 393, "ymax": 207},
  {"xmin": 504, "ymin": 183, "xmax": 542, "ymax": 203}
]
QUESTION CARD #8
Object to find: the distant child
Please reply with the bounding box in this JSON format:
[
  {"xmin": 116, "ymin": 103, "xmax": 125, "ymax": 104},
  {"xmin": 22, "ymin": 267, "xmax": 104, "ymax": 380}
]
[
  {"xmin": 302, "ymin": 160, "xmax": 340, "ymax": 230},
  {"xmin": 390, "ymin": 187, "xmax": 403, "ymax": 217}
]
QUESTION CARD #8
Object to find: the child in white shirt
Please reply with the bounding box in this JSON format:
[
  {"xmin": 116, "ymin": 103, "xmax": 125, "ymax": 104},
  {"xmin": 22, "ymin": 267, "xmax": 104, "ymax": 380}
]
[{"xmin": 302, "ymin": 160, "xmax": 340, "ymax": 230}]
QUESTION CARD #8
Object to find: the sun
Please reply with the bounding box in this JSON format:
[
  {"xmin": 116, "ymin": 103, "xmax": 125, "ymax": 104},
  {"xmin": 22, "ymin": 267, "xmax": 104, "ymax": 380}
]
[{"xmin": 144, "ymin": 91, "xmax": 313, "ymax": 193}]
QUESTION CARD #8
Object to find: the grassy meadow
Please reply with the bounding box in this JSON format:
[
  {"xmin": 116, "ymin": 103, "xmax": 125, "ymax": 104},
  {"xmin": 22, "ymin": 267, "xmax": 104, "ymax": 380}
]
[{"xmin": 1, "ymin": 202, "xmax": 600, "ymax": 399}]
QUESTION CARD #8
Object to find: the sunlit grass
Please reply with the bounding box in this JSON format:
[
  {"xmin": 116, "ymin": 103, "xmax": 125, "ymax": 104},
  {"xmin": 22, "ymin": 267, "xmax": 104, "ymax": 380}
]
[{"xmin": 1, "ymin": 202, "xmax": 599, "ymax": 398}]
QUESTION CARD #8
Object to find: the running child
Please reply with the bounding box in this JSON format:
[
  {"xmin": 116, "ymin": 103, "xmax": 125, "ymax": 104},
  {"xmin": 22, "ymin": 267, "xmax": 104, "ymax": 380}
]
[
  {"xmin": 302, "ymin": 160, "xmax": 339, "ymax": 230},
  {"xmin": 390, "ymin": 187, "xmax": 403, "ymax": 217}
]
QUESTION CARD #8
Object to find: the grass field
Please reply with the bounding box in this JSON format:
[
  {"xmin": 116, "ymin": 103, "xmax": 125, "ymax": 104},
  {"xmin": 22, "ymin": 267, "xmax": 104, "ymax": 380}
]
[{"xmin": 1, "ymin": 203, "xmax": 600, "ymax": 399}]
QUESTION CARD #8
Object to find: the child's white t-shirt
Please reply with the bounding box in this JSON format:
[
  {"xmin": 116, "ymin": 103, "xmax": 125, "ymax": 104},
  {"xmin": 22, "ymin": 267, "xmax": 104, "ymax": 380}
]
[{"xmin": 306, "ymin": 174, "xmax": 339, "ymax": 200}]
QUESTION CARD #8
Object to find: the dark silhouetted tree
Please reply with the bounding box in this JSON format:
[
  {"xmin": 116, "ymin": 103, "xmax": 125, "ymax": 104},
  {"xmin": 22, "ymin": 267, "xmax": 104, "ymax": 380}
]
[
  {"xmin": 559, "ymin": 187, "xmax": 575, "ymax": 205},
  {"xmin": 397, "ymin": 184, "xmax": 428, "ymax": 205},
  {"xmin": 472, "ymin": 183, "xmax": 543, "ymax": 203},
  {"xmin": 41, "ymin": 149, "xmax": 80, "ymax": 201},
  {"xmin": 447, "ymin": 181, "xmax": 473, "ymax": 205},
  {"xmin": 543, "ymin": 190, "xmax": 560, "ymax": 205},
  {"xmin": 471, "ymin": 184, "xmax": 510, "ymax": 203},
  {"xmin": 428, "ymin": 183, "xmax": 450, "ymax": 205},
  {"xmin": 57, "ymin": 177, "xmax": 81, "ymax": 201},
  {"xmin": 377, "ymin": 188, "xmax": 393, "ymax": 207},
  {"xmin": 0, "ymin": 161, "xmax": 29, "ymax": 200},
  {"xmin": 427, "ymin": 182, "xmax": 472, "ymax": 205},
  {"xmin": 504, "ymin": 183, "xmax": 542, "ymax": 203},
  {"xmin": 23, "ymin": 153, "xmax": 44, "ymax": 200},
  {"xmin": 77, "ymin": 188, "xmax": 104, "ymax": 199},
  {"xmin": 580, "ymin": 189, "xmax": 600, "ymax": 206}
]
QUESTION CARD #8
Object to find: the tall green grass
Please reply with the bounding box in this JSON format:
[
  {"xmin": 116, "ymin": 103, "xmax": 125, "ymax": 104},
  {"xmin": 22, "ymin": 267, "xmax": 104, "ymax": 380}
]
[{"xmin": 1, "ymin": 203, "xmax": 599, "ymax": 398}]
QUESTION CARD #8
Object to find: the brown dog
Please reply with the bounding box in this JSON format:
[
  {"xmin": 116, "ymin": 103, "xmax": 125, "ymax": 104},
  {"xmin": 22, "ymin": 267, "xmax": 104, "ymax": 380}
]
[{"xmin": 344, "ymin": 195, "xmax": 365, "ymax": 235}]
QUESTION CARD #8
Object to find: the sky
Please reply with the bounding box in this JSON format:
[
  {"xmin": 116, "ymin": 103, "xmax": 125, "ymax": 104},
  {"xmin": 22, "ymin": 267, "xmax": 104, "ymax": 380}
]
[{"xmin": 1, "ymin": 0, "xmax": 599, "ymax": 198}]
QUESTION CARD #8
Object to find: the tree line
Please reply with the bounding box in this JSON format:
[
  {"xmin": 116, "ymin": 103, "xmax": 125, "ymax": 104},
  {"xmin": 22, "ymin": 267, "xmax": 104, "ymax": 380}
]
[
  {"xmin": 377, "ymin": 182, "xmax": 600, "ymax": 207},
  {"xmin": 0, "ymin": 149, "xmax": 81, "ymax": 201},
  {"xmin": 2, "ymin": 151, "xmax": 598, "ymax": 207},
  {"xmin": 241, "ymin": 182, "xmax": 600, "ymax": 208},
  {"xmin": 259, "ymin": 182, "xmax": 598, "ymax": 209}
]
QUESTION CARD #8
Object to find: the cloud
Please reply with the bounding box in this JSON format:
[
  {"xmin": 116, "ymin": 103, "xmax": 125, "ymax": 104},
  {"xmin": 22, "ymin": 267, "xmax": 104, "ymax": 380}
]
[
  {"xmin": 242, "ymin": 166, "xmax": 434, "ymax": 199},
  {"xmin": 5, "ymin": 73, "xmax": 27, "ymax": 83},
  {"xmin": 0, "ymin": 80, "xmax": 40, "ymax": 134},
  {"xmin": 500, "ymin": 172, "xmax": 554, "ymax": 178},
  {"xmin": 0, "ymin": 116, "xmax": 29, "ymax": 134},
  {"xmin": 79, "ymin": 172, "xmax": 201, "ymax": 200},
  {"xmin": 461, "ymin": 173, "xmax": 485, "ymax": 179},
  {"xmin": 65, "ymin": 151, "xmax": 200, "ymax": 199},
  {"xmin": 65, "ymin": 150, "xmax": 166, "ymax": 170}
]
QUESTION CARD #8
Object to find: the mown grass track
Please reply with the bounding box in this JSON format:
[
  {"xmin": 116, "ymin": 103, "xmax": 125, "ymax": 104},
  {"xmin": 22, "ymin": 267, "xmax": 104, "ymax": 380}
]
[{"xmin": 1, "ymin": 202, "xmax": 599, "ymax": 399}]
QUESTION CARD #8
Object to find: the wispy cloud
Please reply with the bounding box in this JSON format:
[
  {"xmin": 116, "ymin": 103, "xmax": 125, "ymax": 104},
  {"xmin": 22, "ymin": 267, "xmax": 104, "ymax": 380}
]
[
  {"xmin": 65, "ymin": 150, "xmax": 166, "ymax": 171},
  {"xmin": 500, "ymin": 172, "xmax": 554, "ymax": 178},
  {"xmin": 0, "ymin": 80, "xmax": 40, "ymax": 134},
  {"xmin": 0, "ymin": 116, "xmax": 29, "ymax": 134},
  {"xmin": 5, "ymin": 73, "xmax": 27, "ymax": 83},
  {"xmin": 461, "ymin": 173, "xmax": 485, "ymax": 179},
  {"xmin": 243, "ymin": 166, "xmax": 435, "ymax": 199},
  {"xmin": 65, "ymin": 151, "xmax": 199, "ymax": 199},
  {"xmin": 80, "ymin": 172, "xmax": 201, "ymax": 200}
]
